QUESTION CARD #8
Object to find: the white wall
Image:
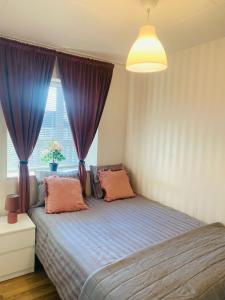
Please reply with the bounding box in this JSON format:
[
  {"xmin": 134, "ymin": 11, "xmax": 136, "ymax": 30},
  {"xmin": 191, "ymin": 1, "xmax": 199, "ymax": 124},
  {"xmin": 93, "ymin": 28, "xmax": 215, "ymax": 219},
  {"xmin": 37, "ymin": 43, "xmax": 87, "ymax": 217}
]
[
  {"xmin": 98, "ymin": 64, "xmax": 128, "ymax": 165},
  {"xmin": 0, "ymin": 64, "xmax": 128, "ymax": 215},
  {"xmin": 125, "ymin": 37, "xmax": 225, "ymax": 224}
]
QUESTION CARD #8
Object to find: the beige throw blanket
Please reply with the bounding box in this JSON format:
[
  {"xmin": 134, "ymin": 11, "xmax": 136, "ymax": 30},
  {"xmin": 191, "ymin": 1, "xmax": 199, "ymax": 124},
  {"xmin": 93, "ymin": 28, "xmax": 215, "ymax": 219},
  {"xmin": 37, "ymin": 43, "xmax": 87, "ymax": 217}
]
[{"xmin": 80, "ymin": 223, "xmax": 225, "ymax": 300}]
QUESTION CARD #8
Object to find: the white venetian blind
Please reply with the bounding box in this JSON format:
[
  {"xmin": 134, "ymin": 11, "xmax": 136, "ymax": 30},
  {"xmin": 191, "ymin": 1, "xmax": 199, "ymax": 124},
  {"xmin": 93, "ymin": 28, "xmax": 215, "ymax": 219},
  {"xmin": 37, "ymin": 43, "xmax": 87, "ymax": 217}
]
[{"xmin": 7, "ymin": 80, "xmax": 79, "ymax": 173}]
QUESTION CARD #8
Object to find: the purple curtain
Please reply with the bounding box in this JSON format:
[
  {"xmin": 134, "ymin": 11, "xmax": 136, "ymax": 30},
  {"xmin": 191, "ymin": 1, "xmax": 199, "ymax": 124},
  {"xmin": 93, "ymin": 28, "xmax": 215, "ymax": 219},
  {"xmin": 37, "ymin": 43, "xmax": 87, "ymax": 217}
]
[
  {"xmin": 57, "ymin": 54, "xmax": 114, "ymax": 194},
  {"xmin": 0, "ymin": 38, "xmax": 56, "ymax": 212}
]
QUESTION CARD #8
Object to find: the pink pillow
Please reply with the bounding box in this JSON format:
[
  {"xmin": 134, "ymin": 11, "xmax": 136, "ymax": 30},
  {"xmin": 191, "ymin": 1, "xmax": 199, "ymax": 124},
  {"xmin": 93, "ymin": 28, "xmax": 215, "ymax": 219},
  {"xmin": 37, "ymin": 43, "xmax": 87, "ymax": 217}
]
[
  {"xmin": 98, "ymin": 169, "xmax": 135, "ymax": 202},
  {"xmin": 44, "ymin": 176, "xmax": 88, "ymax": 214}
]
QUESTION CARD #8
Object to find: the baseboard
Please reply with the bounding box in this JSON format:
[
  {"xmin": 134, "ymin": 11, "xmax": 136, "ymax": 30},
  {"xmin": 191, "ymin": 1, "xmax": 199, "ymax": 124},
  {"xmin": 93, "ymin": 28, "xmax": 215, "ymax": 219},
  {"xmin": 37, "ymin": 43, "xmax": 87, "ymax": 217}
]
[{"xmin": 0, "ymin": 267, "xmax": 34, "ymax": 282}]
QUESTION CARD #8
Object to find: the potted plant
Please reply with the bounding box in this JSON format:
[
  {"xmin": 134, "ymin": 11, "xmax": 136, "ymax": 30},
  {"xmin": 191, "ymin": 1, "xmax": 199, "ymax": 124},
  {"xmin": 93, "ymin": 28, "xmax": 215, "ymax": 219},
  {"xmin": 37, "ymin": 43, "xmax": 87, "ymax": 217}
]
[{"xmin": 41, "ymin": 141, "xmax": 66, "ymax": 172}]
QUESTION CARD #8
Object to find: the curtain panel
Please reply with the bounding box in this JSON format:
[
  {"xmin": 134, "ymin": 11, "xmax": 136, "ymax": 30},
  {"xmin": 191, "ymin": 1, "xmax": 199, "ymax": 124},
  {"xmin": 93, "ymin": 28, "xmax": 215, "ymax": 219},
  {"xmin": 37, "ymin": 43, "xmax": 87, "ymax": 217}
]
[
  {"xmin": 57, "ymin": 54, "xmax": 114, "ymax": 194},
  {"xmin": 0, "ymin": 38, "xmax": 56, "ymax": 212}
]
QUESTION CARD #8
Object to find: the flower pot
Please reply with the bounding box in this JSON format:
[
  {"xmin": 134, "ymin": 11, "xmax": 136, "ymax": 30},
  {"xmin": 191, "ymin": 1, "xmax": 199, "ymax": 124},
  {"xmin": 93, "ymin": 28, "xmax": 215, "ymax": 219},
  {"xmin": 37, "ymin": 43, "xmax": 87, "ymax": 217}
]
[{"xmin": 49, "ymin": 162, "xmax": 58, "ymax": 172}]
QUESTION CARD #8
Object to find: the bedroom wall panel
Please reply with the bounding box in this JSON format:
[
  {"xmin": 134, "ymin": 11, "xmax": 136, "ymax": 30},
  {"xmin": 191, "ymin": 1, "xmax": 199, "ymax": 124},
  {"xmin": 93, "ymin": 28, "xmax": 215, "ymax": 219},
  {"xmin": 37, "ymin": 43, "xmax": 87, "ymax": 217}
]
[
  {"xmin": 0, "ymin": 64, "xmax": 128, "ymax": 215},
  {"xmin": 97, "ymin": 64, "xmax": 128, "ymax": 165},
  {"xmin": 125, "ymin": 37, "xmax": 225, "ymax": 224}
]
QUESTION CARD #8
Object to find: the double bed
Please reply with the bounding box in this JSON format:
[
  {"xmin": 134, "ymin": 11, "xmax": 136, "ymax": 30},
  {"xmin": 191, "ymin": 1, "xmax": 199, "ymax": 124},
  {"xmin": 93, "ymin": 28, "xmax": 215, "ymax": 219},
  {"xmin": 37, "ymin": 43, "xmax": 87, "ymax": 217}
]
[{"xmin": 30, "ymin": 195, "xmax": 206, "ymax": 300}]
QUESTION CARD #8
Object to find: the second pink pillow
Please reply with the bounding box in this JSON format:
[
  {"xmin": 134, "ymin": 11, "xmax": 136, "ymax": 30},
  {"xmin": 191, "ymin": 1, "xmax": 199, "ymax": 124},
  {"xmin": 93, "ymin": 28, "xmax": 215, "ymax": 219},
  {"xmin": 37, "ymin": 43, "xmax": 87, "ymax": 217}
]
[{"xmin": 98, "ymin": 169, "xmax": 135, "ymax": 202}]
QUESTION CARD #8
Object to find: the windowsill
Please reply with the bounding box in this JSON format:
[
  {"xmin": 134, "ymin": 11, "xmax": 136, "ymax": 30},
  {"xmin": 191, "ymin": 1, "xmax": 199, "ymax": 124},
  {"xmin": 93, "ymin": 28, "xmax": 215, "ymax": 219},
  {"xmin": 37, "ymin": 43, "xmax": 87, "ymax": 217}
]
[
  {"xmin": 7, "ymin": 171, "xmax": 35, "ymax": 179},
  {"xmin": 6, "ymin": 165, "xmax": 92, "ymax": 179}
]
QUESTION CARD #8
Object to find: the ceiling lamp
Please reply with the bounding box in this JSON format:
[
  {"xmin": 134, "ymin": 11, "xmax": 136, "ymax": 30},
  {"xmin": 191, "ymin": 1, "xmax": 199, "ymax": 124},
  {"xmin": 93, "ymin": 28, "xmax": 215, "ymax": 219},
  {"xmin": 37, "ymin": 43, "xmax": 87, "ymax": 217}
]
[{"xmin": 126, "ymin": 1, "xmax": 167, "ymax": 73}]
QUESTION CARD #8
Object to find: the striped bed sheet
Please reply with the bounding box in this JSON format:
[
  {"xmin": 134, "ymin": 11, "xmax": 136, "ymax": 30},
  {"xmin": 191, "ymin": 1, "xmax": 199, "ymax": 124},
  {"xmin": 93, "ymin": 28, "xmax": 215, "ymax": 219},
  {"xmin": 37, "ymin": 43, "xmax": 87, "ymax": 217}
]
[{"xmin": 29, "ymin": 196, "xmax": 204, "ymax": 300}]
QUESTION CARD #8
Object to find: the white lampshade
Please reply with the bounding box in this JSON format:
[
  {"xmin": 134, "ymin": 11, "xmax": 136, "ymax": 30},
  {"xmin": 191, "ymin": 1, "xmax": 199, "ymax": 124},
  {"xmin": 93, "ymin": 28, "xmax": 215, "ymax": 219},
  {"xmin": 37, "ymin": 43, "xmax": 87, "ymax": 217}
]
[{"xmin": 126, "ymin": 24, "xmax": 167, "ymax": 73}]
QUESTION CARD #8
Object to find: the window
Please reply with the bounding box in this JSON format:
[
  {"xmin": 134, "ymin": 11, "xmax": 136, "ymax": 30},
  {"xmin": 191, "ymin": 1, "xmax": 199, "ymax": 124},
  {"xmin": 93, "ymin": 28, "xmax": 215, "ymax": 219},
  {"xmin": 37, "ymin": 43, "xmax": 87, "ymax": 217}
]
[{"xmin": 7, "ymin": 79, "xmax": 97, "ymax": 174}]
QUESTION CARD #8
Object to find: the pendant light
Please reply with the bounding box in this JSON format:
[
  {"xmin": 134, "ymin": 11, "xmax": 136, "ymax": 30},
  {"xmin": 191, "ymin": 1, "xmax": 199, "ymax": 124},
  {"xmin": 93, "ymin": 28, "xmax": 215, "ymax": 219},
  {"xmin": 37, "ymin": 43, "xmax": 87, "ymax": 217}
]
[{"xmin": 126, "ymin": 4, "xmax": 167, "ymax": 73}]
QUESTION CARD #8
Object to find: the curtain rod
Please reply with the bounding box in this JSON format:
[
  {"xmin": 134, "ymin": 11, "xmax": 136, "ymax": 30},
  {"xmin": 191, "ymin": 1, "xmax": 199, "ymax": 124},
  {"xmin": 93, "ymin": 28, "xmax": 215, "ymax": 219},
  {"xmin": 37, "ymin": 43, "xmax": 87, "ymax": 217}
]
[{"xmin": 0, "ymin": 34, "xmax": 124, "ymax": 66}]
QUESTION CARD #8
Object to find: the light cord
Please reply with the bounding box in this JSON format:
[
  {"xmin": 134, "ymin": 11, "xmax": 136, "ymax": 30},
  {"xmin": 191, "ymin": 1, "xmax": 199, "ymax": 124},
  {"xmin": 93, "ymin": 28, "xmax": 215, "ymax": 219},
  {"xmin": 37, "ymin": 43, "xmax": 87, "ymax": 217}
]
[{"xmin": 147, "ymin": 7, "xmax": 150, "ymax": 23}]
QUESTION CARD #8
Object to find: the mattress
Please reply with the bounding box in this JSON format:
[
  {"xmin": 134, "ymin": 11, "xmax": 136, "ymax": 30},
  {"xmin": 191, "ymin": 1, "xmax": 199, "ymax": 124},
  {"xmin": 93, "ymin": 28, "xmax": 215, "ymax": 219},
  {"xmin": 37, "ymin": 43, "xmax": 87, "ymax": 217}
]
[{"xmin": 29, "ymin": 196, "xmax": 204, "ymax": 300}]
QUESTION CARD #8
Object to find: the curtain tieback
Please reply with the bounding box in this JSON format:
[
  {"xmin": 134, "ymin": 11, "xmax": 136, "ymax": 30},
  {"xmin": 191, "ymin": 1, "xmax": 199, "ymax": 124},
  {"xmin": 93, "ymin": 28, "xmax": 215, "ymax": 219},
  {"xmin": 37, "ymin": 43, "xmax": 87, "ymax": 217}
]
[
  {"xmin": 79, "ymin": 160, "xmax": 85, "ymax": 165},
  {"xmin": 20, "ymin": 160, "xmax": 28, "ymax": 165}
]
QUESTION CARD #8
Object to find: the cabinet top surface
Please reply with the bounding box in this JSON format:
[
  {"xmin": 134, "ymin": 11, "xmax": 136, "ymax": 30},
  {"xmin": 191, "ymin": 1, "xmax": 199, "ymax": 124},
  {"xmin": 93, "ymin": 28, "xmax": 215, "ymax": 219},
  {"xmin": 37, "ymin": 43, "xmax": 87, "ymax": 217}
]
[{"xmin": 0, "ymin": 213, "xmax": 35, "ymax": 235}]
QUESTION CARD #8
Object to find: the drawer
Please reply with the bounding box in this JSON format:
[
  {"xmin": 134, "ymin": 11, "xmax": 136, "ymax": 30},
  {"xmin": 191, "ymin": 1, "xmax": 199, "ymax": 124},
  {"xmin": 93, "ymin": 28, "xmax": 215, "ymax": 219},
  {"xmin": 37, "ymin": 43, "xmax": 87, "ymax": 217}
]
[
  {"xmin": 0, "ymin": 229, "xmax": 35, "ymax": 254},
  {"xmin": 0, "ymin": 246, "xmax": 34, "ymax": 279}
]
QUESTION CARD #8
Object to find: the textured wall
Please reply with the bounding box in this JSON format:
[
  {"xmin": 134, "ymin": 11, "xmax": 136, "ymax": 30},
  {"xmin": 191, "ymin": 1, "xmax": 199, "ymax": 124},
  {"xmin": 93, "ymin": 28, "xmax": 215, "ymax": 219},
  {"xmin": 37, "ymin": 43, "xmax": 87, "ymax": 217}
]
[
  {"xmin": 125, "ymin": 37, "xmax": 225, "ymax": 223},
  {"xmin": 97, "ymin": 64, "xmax": 128, "ymax": 165}
]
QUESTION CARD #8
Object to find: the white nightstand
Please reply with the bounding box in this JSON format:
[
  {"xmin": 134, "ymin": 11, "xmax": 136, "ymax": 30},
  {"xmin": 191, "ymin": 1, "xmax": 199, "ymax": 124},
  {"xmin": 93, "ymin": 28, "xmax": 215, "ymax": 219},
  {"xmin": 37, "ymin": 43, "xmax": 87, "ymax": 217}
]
[{"xmin": 0, "ymin": 213, "xmax": 36, "ymax": 282}]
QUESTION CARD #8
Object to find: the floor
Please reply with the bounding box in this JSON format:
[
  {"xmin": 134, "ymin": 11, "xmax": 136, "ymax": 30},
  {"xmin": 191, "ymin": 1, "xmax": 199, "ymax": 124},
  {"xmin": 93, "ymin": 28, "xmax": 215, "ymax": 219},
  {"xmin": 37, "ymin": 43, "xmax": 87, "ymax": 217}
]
[{"xmin": 0, "ymin": 270, "xmax": 60, "ymax": 300}]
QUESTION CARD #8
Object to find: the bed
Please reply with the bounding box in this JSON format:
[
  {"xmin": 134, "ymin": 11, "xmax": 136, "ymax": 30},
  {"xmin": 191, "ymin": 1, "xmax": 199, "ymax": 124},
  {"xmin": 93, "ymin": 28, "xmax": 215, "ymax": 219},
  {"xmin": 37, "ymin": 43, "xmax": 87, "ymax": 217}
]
[{"xmin": 29, "ymin": 195, "xmax": 204, "ymax": 300}]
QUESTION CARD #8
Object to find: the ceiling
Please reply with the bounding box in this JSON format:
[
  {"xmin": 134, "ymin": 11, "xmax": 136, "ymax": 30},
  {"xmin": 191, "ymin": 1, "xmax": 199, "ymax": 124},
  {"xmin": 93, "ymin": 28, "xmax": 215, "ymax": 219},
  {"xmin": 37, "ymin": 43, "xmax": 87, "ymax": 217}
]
[{"xmin": 0, "ymin": 0, "xmax": 225, "ymax": 64}]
